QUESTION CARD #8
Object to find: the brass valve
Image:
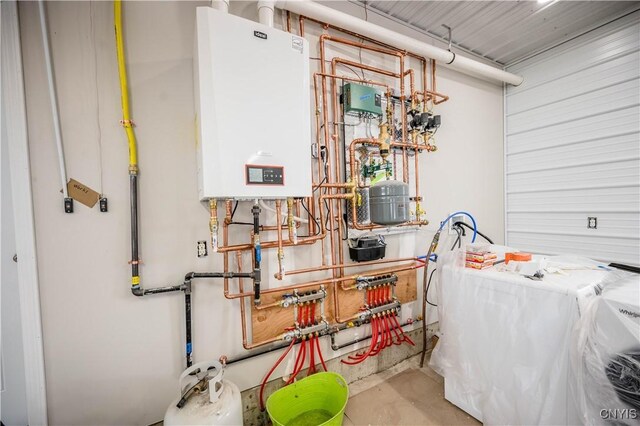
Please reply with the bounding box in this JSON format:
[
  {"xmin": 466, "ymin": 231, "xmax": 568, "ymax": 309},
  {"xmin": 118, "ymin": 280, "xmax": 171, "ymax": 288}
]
[
  {"xmin": 410, "ymin": 129, "xmax": 420, "ymax": 145},
  {"xmin": 415, "ymin": 201, "xmax": 425, "ymax": 221},
  {"xmin": 286, "ymin": 197, "xmax": 297, "ymax": 245}
]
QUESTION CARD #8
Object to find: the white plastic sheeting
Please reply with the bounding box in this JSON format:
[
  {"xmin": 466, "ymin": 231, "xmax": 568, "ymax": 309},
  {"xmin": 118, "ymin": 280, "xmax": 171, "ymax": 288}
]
[
  {"xmin": 430, "ymin": 248, "xmax": 610, "ymax": 424},
  {"xmin": 571, "ymin": 271, "xmax": 640, "ymax": 425}
]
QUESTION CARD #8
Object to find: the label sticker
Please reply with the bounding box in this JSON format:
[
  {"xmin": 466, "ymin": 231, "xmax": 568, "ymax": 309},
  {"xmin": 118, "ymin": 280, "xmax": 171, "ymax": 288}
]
[
  {"xmin": 67, "ymin": 178, "xmax": 100, "ymax": 208},
  {"xmin": 292, "ymin": 36, "xmax": 304, "ymax": 53},
  {"xmin": 254, "ymin": 30, "xmax": 267, "ymax": 40}
]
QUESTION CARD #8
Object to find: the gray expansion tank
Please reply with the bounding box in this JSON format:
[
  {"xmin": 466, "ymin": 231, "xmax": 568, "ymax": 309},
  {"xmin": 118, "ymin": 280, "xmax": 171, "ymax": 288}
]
[{"xmin": 369, "ymin": 180, "xmax": 410, "ymax": 226}]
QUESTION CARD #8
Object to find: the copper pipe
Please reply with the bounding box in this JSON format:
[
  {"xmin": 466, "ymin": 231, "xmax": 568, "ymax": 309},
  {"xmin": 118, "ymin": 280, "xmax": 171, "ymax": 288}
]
[
  {"xmin": 320, "ymin": 34, "xmax": 405, "ymax": 277},
  {"xmin": 348, "ymin": 138, "xmax": 427, "ymax": 230},
  {"xmin": 422, "ymin": 59, "xmax": 428, "ymax": 110},
  {"xmin": 319, "ymin": 31, "xmax": 339, "ymax": 289},
  {"xmin": 286, "ymin": 10, "xmax": 291, "ymax": 33},
  {"xmin": 320, "ymin": 193, "xmax": 354, "ymax": 200},
  {"xmin": 311, "ymin": 74, "xmax": 326, "ymax": 268},
  {"xmin": 333, "ymin": 57, "xmax": 399, "ymax": 78},
  {"xmin": 299, "ymin": 15, "xmax": 305, "ymax": 37},
  {"xmin": 285, "ymin": 257, "xmax": 425, "ymax": 276},
  {"xmin": 431, "ymin": 59, "xmax": 436, "ymax": 96},
  {"xmin": 275, "ymin": 200, "xmax": 284, "ymax": 280},
  {"xmin": 222, "ymin": 262, "xmax": 423, "ymax": 307},
  {"xmin": 224, "ymin": 199, "xmax": 233, "ymax": 224},
  {"xmin": 317, "ymin": 182, "xmax": 354, "ymax": 188},
  {"xmin": 321, "ymin": 34, "xmax": 404, "ymax": 58},
  {"xmin": 222, "ymin": 200, "xmax": 232, "ymax": 297},
  {"xmin": 404, "ymin": 69, "xmax": 415, "ymax": 103},
  {"xmin": 301, "ymin": 15, "xmax": 427, "ymax": 63},
  {"xmin": 217, "ymin": 231, "xmax": 323, "ymax": 253},
  {"xmin": 413, "ymin": 89, "xmax": 449, "ymax": 105},
  {"xmin": 323, "ymin": 40, "xmax": 405, "ymax": 274},
  {"xmin": 314, "ymin": 72, "xmax": 391, "ymax": 92}
]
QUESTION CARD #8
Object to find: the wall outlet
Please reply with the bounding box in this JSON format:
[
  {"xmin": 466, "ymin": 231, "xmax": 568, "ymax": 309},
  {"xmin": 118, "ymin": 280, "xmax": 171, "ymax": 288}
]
[
  {"xmin": 197, "ymin": 241, "xmax": 208, "ymax": 257},
  {"xmin": 448, "ymin": 213, "xmax": 465, "ymax": 234}
]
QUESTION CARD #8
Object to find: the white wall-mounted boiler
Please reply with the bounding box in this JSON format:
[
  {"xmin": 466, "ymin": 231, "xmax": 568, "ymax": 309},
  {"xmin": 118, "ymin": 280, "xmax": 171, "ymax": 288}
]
[{"xmin": 194, "ymin": 7, "xmax": 311, "ymax": 200}]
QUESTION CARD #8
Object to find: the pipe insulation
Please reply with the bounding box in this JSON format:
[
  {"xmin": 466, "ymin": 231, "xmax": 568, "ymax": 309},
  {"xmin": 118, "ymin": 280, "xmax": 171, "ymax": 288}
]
[
  {"xmin": 38, "ymin": 1, "xmax": 70, "ymax": 197},
  {"xmin": 274, "ymin": 0, "xmax": 524, "ymax": 86}
]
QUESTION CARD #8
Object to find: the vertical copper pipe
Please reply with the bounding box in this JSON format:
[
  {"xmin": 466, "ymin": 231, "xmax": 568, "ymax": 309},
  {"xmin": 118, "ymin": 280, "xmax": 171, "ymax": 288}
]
[
  {"xmin": 312, "ymin": 74, "xmax": 326, "ymax": 266},
  {"xmin": 286, "ymin": 11, "xmax": 291, "ymax": 33},
  {"xmin": 299, "ymin": 16, "xmax": 305, "ymax": 37},
  {"xmin": 223, "ymin": 200, "xmax": 232, "ymax": 296},
  {"xmin": 422, "ymin": 59, "xmax": 428, "ymax": 110},
  {"xmin": 319, "ymin": 35, "xmax": 338, "ymax": 283},
  {"xmin": 236, "ymin": 251, "xmax": 249, "ymax": 349},
  {"xmin": 431, "ymin": 59, "xmax": 436, "ymax": 99},
  {"xmin": 399, "ymin": 56, "xmax": 409, "ymax": 184},
  {"xmin": 329, "ymin": 60, "xmax": 347, "ymax": 277},
  {"xmin": 275, "ymin": 200, "xmax": 284, "ymax": 280}
]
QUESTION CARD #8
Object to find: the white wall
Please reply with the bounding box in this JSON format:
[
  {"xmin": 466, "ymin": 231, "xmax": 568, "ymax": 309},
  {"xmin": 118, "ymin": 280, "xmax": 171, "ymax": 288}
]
[
  {"xmin": 1, "ymin": 58, "xmax": 29, "ymax": 426},
  {"xmin": 18, "ymin": 1, "xmax": 504, "ymax": 424},
  {"xmin": 505, "ymin": 11, "xmax": 640, "ymax": 264}
]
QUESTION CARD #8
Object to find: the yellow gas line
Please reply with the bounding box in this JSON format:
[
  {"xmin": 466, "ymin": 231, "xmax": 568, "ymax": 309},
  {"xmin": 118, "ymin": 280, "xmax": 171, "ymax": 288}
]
[{"xmin": 114, "ymin": 0, "xmax": 138, "ymax": 171}]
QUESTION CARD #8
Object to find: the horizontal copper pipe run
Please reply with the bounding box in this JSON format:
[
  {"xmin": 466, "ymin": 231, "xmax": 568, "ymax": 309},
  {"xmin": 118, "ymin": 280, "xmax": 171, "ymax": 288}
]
[
  {"xmin": 333, "ymin": 57, "xmax": 399, "ymax": 79},
  {"xmin": 321, "ymin": 33, "xmax": 403, "ymax": 59},
  {"xmin": 283, "ymin": 257, "xmax": 426, "ymax": 277},
  {"xmin": 217, "ymin": 232, "xmax": 322, "ymax": 253},
  {"xmin": 413, "ymin": 89, "xmax": 449, "ymax": 105},
  {"xmin": 304, "ymin": 16, "xmax": 427, "ymax": 63},
  {"xmin": 314, "ymin": 72, "xmax": 391, "ymax": 92}
]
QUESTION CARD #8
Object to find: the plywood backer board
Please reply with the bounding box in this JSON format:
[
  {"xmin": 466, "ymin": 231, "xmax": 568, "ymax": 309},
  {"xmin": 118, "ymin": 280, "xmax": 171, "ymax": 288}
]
[{"xmin": 251, "ymin": 267, "xmax": 417, "ymax": 343}]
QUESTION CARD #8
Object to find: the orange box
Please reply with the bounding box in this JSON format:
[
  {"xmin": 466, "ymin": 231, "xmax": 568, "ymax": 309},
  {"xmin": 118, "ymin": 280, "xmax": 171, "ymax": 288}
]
[{"xmin": 505, "ymin": 252, "xmax": 532, "ymax": 264}]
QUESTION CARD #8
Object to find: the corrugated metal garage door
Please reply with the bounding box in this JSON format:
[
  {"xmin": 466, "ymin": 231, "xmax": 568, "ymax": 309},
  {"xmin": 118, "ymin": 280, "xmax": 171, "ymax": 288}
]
[{"xmin": 505, "ymin": 12, "xmax": 640, "ymax": 265}]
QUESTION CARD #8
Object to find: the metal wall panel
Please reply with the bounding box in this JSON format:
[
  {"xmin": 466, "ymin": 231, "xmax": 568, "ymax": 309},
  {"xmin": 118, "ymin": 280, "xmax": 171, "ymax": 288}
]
[
  {"xmin": 360, "ymin": 1, "xmax": 638, "ymax": 65},
  {"xmin": 505, "ymin": 13, "xmax": 640, "ymax": 264}
]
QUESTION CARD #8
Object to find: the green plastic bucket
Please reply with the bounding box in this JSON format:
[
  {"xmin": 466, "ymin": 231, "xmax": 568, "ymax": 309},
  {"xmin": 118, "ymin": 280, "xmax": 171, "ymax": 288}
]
[{"xmin": 266, "ymin": 372, "xmax": 349, "ymax": 426}]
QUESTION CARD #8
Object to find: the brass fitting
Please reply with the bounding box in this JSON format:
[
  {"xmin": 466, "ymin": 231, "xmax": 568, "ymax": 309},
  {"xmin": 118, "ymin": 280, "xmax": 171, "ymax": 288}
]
[
  {"xmin": 378, "ymin": 123, "xmax": 391, "ymax": 159},
  {"xmin": 209, "ymin": 199, "xmax": 218, "ymax": 252},
  {"xmin": 415, "ymin": 201, "xmax": 425, "ymax": 221},
  {"xmin": 286, "ymin": 197, "xmax": 297, "ymax": 244},
  {"xmin": 277, "ymin": 248, "xmax": 285, "ymax": 280},
  {"xmin": 410, "ymin": 129, "xmax": 420, "ymax": 145}
]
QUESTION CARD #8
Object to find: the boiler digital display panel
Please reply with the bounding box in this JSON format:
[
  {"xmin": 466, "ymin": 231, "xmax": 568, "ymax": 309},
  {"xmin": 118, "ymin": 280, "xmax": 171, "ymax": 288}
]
[{"xmin": 245, "ymin": 165, "xmax": 284, "ymax": 185}]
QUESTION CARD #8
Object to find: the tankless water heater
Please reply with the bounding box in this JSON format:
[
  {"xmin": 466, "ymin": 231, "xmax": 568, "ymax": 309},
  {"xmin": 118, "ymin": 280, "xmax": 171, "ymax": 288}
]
[{"xmin": 194, "ymin": 7, "xmax": 311, "ymax": 200}]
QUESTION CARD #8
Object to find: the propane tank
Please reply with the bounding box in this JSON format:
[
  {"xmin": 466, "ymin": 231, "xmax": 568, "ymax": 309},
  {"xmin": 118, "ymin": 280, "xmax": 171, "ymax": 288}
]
[{"xmin": 164, "ymin": 360, "xmax": 242, "ymax": 425}]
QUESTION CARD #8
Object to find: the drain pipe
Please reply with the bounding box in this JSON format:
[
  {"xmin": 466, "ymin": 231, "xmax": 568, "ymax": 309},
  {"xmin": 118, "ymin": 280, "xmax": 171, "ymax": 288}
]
[{"xmin": 274, "ymin": 0, "xmax": 523, "ymax": 86}]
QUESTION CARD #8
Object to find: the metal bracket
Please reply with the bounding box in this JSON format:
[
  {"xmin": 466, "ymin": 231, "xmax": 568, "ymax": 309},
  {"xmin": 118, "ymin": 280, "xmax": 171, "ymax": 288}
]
[{"xmin": 442, "ymin": 24, "xmax": 452, "ymax": 51}]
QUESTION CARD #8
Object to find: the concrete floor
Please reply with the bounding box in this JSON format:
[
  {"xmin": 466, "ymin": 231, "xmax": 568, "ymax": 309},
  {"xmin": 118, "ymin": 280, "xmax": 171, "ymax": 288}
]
[{"xmin": 342, "ymin": 355, "xmax": 480, "ymax": 426}]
